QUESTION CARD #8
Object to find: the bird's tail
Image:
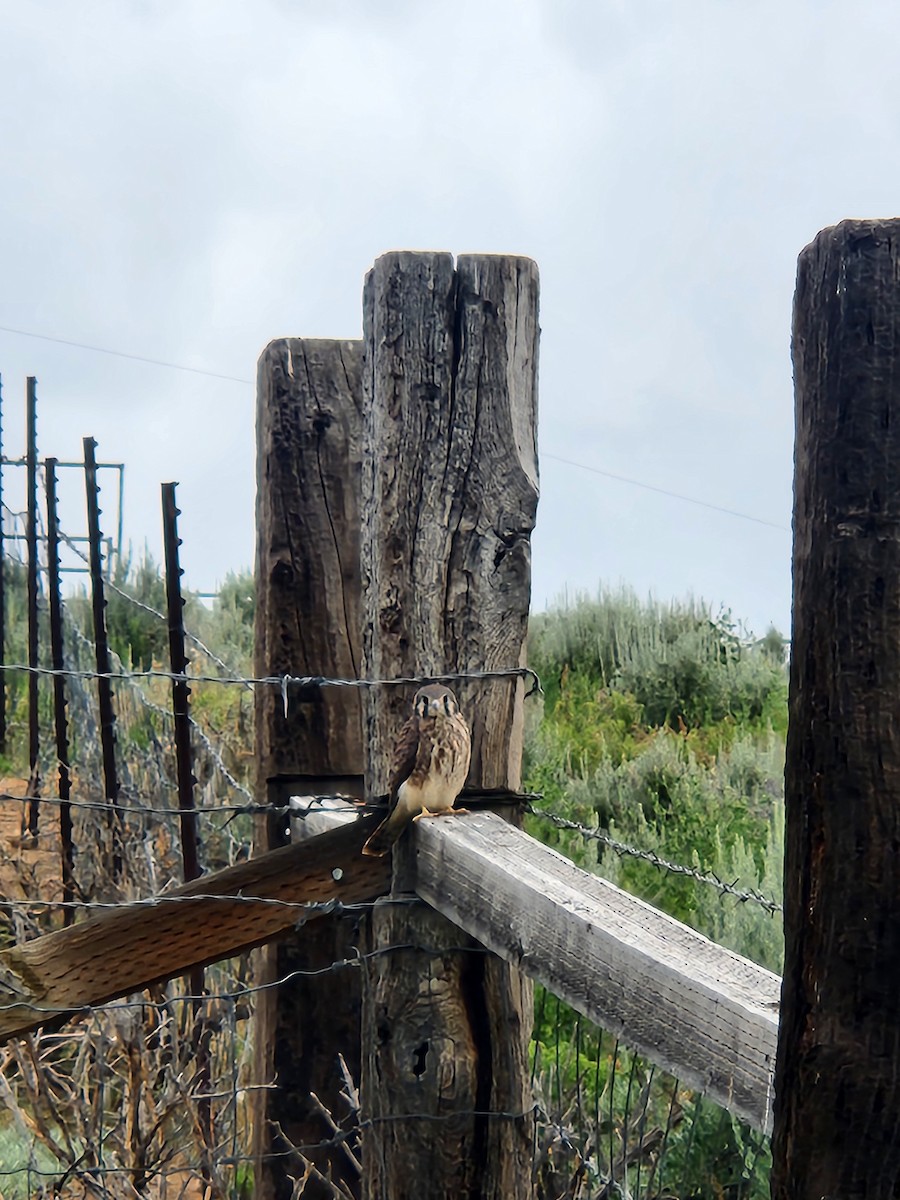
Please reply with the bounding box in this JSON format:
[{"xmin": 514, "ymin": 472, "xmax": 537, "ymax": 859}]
[{"xmin": 361, "ymin": 807, "xmax": 406, "ymax": 857}]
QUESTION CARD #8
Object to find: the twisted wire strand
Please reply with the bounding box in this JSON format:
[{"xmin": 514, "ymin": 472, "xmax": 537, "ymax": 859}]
[{"xmin": 527, "ymin": 804, "xmax": 783, "ymax": 914}]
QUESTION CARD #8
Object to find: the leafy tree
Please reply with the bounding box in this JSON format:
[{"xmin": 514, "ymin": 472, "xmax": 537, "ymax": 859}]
[
  {"xmin": 529, "ymin": 587, "xmax": 787, "ymax": 734},
  {"xmin": 524, "ymin": 585, "xmax": 785, "ymax": 1196}
]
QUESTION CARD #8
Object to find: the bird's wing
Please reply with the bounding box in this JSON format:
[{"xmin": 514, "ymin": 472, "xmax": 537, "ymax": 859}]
[
  {"xmin": 386, "ymin": 712, "xmax": 420, "ymax": 804},
  {"xmin": 361, "ymin": 804, "xmax": 410, "ymax": 857},
  {"xmin": 362, "ymin": 713, "xmax": 422, "ymax": 857}
]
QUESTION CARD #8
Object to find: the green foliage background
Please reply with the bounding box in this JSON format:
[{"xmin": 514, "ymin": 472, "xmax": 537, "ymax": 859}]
[
  {"xmin": 1, "ymin": 561, "xmax": 785, "ymax": 1197},
  {"xmin": 524, "ymin": 586, "xmax": 786, "ymax": 1196}
]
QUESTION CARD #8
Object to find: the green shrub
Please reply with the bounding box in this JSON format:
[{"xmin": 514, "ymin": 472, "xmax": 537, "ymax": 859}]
[
  {"xmin": 525, "ymin": 585, "xmax": 787, "ymax": 969},
  {"xmin": 529, "ymin": 586, "xmax": 787, "ymax": 735}
]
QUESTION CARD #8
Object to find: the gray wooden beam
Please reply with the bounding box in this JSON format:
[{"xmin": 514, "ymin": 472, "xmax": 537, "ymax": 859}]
[
  {"xmin": 359, "ymin": 251, "xmax": 539, "ymax": 1199},
  {"xmin": 411, "ymin": 810, "xmax": 780, "ymax": 1134}
]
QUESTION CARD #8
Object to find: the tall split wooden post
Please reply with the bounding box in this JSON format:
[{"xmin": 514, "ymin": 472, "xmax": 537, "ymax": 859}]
[
  {"xmin": 359, "ymin": 252, "xmax": 540, "ymax": 1199},
  {"xmin": 253, "ymin": 338, "xmax": 366, "ymax": 1200},
  {"xmin": 773, "ymin": 219, "xmax": 900, "ymax": 1196}
]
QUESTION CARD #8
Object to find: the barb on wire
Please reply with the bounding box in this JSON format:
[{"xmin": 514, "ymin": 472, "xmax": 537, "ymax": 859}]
[
  {"xmin": 0, "ymin": 660, "xmax": 542, "ymax": 696},
  {"xmin": 0, "ymin": 931, "xmax": 488, "ymax": 1017},
  {"xmin": 55, "ymin": 524, "xmax": 250, "ymax": 686},
  {"xmin": 0, "ymin": 787, "xmax": 313, "ymax": 819},
  {"xmin": 526, "ymin": 804, "xmax": 783, "ymax": 915},
  {"xmin": 62, "ymin": 603, "xmax": 254, "ymax": 810}
]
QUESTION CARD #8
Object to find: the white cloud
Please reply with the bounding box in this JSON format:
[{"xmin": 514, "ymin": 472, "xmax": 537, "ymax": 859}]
[{"xmin": 2, "ymin": 0, "xmax": 899, "ymax": 633}]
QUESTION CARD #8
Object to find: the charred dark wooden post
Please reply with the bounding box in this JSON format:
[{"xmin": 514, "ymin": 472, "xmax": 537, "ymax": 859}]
[
  {"xmin": 772, "ymin": 219, "xmax": 900, "ymax": 1197},
  {"xmin": 25, "ymin": 378, "xmax": 39, "ymax": 834},
  {"xmin": 359, "ymin": 251, "xmax": 539, "ymax": 1200},
  {"xmin": 253, "ymin": 338, "xmax": 366, "ymax": 1200},
  {"xmin": 45, "ymin": 459, "xmax": 74, "ymax": 922},
  {"xmin": 83, "ymin": 437, "xmax": 122, "ymax": 874}
]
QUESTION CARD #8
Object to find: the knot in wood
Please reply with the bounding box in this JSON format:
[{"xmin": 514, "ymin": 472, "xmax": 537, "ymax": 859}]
[{"xmin": 271, "ymin": 560, "xmax": 294, "ymax": 586}]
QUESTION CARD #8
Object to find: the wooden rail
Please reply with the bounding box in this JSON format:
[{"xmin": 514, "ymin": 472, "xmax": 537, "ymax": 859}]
[
  {"xmin": 0, "ymin": 815, "xmax": 387, "ymax": 1039},
  {"xmin": 411, "ymin": 810, "xmax": 780, "ymax": 1133},
  {"xmin": 0, "ymin": 806, "xmax": 780, "ymax": 1135}
]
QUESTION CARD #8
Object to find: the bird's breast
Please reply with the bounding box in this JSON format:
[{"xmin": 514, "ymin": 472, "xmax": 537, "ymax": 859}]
[{"xmin": 397, "ymin": 774, "xmax": 458, "ymax": 814}]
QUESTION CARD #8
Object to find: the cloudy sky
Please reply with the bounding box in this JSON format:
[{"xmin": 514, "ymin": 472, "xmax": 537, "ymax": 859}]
[{"xmin": 1, "ymin": 0, "xmax": 898, "ymax": 638}]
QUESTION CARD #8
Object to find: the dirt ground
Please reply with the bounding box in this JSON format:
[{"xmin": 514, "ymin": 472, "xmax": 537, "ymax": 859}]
[
  {"xmin": 0, "ymin": 783, "xmax": 217, "ymax": 1200},
  {"xmin": 0, "ymin": 778, "xmax": 63, "ymax": 912}
]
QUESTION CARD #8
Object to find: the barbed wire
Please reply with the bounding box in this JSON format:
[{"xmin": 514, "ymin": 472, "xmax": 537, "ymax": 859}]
[
  {"xmin": 526, "ymin": 804, "xmax": 783, "ymax": 915},
  {"xmin": 0, "ymin": 888, "xmax": 427, "ymax": 920},
  {"xmin": 0, "ymin": 778, "xmax": 782, "ymax": 913},
  {"xmin": 54, "ymin": 604, "xmax": 256, "ymax": 868},
  {"xmin": 61, "ymin": 604, "xmax": 255, "ymax": 808},
  {"xmin": 71, "ymin": 623, "xmax": 254, "ymax": 805},
  {"xmin": 0, "ymin": 789, "xmax": 372, "ymax": 821},
  {"xmin": 1, "ymin": 513, "xmax": 252, "ymax": 820},
  {"xmin": 0, "ymin": 536, "xmax": 537, "ymax": 699},
  {"xmin": 0, "ymin": 932, "xmax": 491, "ymax": 1017},
  {"xmin": 0, "ymin": 788, "xmax": 267, "ymax": 818},
  {"xmin": 55, "ymin": 525, "xmax": 250, "ymax": 686},
  {"xmin": 0, "ymin": 892, "xmax": 383, "ymax": 917},
  {"xmin": 0, "ymin": 660, "xmax": 542, "ymax": 696}
]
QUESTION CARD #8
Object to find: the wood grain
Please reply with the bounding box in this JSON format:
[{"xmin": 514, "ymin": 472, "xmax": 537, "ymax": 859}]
[
  {"xmin": 361, "ymin": 252, "xmax": 540, "ymax": 790},
  {"xmin": 0, "ymin": 817, "xmax": 388, "ymax": 1040},
  {"xmin": 255, "ymin": 336, "xmax": 365, "ymax": 786},
  {"xmin": 413, "ymin": 811, "xmax": 781, "ymax": 1133},
  {"xmin": 254, "ymin": 336, "xmax": 367, "ymax": 1200},
  {"xmin": 359, "ymin": 251, "xmax": 539, "ymax": 1199},
  {"xmin": 773, "ymin": 219, "xmax": 900, "ymax": 1198}
]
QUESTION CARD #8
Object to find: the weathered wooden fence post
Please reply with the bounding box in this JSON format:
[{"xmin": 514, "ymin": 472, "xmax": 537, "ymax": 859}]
[
  {"xmin": 253, "ymin": 338, "xmax": 366, "ymax": 1200},
  {"xmin": 773, "ymin": 219, "xmax": 900, "ymax": 1197},
  {"xmin": 359, "ymin": 251, "xmax": 539, "ymax": 1199}
]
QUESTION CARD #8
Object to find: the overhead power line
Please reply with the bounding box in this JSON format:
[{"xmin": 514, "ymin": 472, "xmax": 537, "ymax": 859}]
[
  {"xmin": 543, "ymin": 452, "xmax": 789, "ymax": 531},
  {"xmin": 0, "ymin": 323, "xmax": 788, "ymax": 531},
  {"xmin": 0, "ymin": 324, "xmax": 252, "ymax": 385}
]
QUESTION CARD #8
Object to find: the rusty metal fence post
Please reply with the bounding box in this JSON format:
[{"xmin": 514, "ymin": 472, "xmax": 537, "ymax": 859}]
[
  {"xmin": 0, "ymin": 374, "xmax": 6, "ymax": 759},
  {"xmin": 161, "ymin": 482, "xmax": 200, "ymax": 882},
  {"xmin": 162, "ymin": 480, "xmax": 212, "ymax": 1174},
  {"xmin": 25, "ymin": 378, "xmax": 39, "ymax": 834},
  {"xmin": 83, "ymin": 436, "xmax": 122, "ymax": 873},
  {"xmin": 45, "ymin": 457, "xmax": 75, "ymax": 921}
]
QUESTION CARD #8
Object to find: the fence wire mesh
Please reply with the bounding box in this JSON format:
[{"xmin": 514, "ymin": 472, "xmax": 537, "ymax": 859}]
[
  {"xmin": 530, "ymin": 991, "xmax": 770, "ymax": 1200},
  {"xmin": 0, "ymin": 539, "xmax": 773, "ymax": 1198}
]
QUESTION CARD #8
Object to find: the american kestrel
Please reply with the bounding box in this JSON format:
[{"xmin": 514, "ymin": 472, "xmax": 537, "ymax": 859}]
[{"xmin": 361, "ymin": 683, "xmax": 472, "ymax": 857}]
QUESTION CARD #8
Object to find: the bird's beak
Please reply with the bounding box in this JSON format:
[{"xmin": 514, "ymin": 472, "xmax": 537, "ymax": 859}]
[{"xmin": 426, "ymin": 698, "xmax": 443, "ymax": 717}]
